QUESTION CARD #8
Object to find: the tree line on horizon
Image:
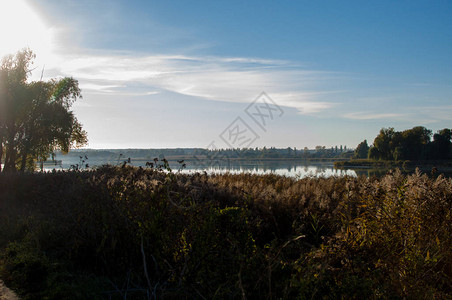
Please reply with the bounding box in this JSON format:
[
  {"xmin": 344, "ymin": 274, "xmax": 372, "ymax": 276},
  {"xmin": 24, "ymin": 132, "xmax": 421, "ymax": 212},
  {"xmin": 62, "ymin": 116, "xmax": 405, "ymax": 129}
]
[
  {"xmin": 354, "ymin": 126, "xmax": 452, "ymax": 161},
  {"xmin": 192, "ymin": 146, "xmax": 353, "ymax": 160},
  {"xmin": 57, "ymin": 146, "xmax": 354, "ymax": 163}
]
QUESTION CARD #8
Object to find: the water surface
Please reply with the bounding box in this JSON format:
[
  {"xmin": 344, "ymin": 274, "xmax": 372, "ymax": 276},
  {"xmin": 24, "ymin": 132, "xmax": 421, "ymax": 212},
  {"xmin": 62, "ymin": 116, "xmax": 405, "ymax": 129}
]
[{"xmin": 44, "ymin": 158, "xmax": 357, "ymax": 178}]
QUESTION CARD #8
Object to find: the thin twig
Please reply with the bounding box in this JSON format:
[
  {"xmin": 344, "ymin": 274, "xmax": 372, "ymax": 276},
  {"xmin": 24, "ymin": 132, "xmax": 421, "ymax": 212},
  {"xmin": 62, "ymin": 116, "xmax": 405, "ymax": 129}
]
[
  {"xmin": 40, "ymin": 65, "xmax": 45, "ymax": 81},
  {"xmin": 238, "ymin": 265, "xmax": 247, "ymax": 300},
  {"xmin": 141, "ymin": 236, "xmax": 153, "ymax": 297}
]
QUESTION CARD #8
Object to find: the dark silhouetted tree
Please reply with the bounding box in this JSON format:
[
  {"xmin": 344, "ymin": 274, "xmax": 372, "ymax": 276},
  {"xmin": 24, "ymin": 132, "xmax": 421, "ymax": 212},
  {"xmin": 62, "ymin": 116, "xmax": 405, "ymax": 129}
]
[
  {"xmin": 371, "ymin": 128, "xmax": 395, "ymax": 160},
  {"xmin": 0, "ymin": 49, "xmax": 87, "ymax": 172},
  {"xmin": 354, "ymin": 140, "xmax": 369, "ymax": 159},
  {"xmin": 431, "ymin": 128, "xmax": 452, "ymax": 159},
  {"xmin": 367, "ymin": 126, "xmax": 448, "ymax": 161},
  {"xmin": 399, "ymin": 126, "xmax": 431, "ymax": 160},
  {"xmin": 368, "ymin": 146, "xmax": 379, "ymax": 160}
]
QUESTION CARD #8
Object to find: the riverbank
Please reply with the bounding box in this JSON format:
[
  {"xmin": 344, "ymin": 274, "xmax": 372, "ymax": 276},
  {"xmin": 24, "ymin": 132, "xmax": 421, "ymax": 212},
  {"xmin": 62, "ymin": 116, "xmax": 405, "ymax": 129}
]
[
  {"xmin": 100, "ymin": 156, "xmax": 351, "ymax": 163},
  {"xmin": 334, "ymin": 159, "xmax": 452, "ymax": 171}
]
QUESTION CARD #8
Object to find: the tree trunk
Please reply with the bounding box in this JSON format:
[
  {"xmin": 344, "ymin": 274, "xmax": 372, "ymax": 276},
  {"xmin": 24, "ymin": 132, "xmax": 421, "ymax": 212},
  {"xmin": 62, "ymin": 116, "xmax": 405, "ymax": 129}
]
[
  {"xmin": 3, "ymin": 135, "xmax": 17, "ymax": 173},
  {"xmin": 2, "ymin": 124, "xmax": 16, "ymax": 172},
  {"xmin": 19, "ymin": 145, "xmax": 29, "ymax": 173},
  {"xmin": 3, "ymin": 147, "xmax": 17, "ymax": 173},
  {"xmin": 0, "ymin": 140, "xmax": 3, "ymax": 173}
]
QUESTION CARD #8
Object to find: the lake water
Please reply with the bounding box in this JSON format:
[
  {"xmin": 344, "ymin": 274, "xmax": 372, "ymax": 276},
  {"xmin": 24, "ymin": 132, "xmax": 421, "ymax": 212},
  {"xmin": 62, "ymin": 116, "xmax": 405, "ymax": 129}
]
[
  {"xmin": 180, "ymin": 162, "xmax": 357, "ymax": 177},
  {"xmin": 42, "ymin": 158, "xmax": 358, "ymax": 178},
  {"xmin": 37, "ymin": 157, "xmax": 452, "ymax": 178}
]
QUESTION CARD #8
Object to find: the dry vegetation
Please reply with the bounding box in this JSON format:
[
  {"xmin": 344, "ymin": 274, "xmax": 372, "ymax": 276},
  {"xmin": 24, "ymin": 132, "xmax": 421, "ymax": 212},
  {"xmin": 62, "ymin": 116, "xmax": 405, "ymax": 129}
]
[{"xmin": 0, "ymin": 165, "xmax": 451, "ymax": 299}]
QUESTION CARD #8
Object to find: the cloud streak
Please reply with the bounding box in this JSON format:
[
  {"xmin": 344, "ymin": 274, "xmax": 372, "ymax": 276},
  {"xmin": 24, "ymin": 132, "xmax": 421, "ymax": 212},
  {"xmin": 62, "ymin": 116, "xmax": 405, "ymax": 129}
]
[
  {"xmin": 343, "ymin": 112, "xmax": 407, "ymax": 120},
  {"xmin": 412, "ymin": 105, "xmax": 452, "ymax": 122},
  {"xmin": 40, "ymin": 51, "xmax": 341, "ymax": 114}
]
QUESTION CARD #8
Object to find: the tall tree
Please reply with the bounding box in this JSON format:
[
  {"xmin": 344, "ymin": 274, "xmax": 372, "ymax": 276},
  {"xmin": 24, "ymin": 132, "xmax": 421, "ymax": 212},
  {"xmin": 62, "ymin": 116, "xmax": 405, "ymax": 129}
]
[
  {"xmin": 0, "ymin": 49, "xmax": 87, "ymax": 172},
  {"xmin": 431, "ymin": 129, "xmax": 452, "ymax": 159},
  {"xmin": 371, "ymin": 128, "xmax": 395, "ymax": 160},
  {"xmin": 354, "ymin": 140, "xmax": 369, "ymax": 159},
  {"xmin": 400, "ymin": 126, "xmax": 431, "ymax": 160}
]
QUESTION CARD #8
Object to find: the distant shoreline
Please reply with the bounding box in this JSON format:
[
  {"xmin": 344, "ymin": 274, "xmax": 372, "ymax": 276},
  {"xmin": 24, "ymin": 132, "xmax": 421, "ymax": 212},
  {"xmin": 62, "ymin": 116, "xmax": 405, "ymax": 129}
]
[
  {"xmin": 334, "ymin": 159, "xmax": 452, "ymax": 171},
  {"xmin": 131, "ymin": 156, "xmax": 350, "ymax": 162}
]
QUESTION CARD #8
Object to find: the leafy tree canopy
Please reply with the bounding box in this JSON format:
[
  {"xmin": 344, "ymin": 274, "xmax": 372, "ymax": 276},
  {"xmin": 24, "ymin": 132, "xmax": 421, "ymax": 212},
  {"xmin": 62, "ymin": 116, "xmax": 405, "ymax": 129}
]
[
  {"xmin": 354, "ymin": 139, "xmax": 369, "ymax": 159},
  {"xmin": 0, "ymin": 49, "xmax": 87, "ymax": 172},
  {"xmin": 368, "ymin": 126, "xmax": 450, "ymax": 161}
]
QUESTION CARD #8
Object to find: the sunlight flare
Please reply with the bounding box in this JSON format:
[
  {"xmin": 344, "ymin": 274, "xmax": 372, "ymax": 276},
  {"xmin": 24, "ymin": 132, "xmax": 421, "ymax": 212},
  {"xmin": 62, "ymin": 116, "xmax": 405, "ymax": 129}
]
[{"xmin": 0, "ymin": 0, "xmax": 56, "ymax": 76}]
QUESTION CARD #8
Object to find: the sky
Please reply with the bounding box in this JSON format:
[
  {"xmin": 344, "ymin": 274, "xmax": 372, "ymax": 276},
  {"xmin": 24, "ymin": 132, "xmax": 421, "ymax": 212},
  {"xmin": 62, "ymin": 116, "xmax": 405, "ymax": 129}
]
[{"xmin": 1, "ymin": 0, "xmax": 451, "ymax": 149}]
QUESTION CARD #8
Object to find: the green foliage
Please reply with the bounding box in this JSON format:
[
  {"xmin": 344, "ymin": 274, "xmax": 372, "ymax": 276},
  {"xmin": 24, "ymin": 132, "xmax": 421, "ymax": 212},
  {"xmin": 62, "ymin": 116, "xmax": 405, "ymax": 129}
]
[
  {"xmin": 0, "ymin": 167, "xmax": 451, "ymax": 298},
  {"xmin": 371, "ymin": 127, "xmax": 396, "ymax": 160},
  {"xmin": 354, "ymin": 139, "xmax": 369, "ymax": 159},
  {"xmin": 0, "ymin": 49, "xmax": 87, "ymax": 173},
  {"xmin": 369, "ymin": 126, "xmax": 451, "ymax": 161},
  {"xmin": 433, "ymin": 129, "xmax": 452, "ymax": 159}
]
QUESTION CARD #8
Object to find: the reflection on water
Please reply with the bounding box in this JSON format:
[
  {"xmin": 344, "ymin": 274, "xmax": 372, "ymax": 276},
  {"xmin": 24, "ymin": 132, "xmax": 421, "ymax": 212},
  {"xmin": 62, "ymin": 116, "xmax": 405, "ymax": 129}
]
[
  {"xmin": 181, "ymin": 161, "xmax": 356, "ymax": 178},
  {"xmin": 41, "ymin": 158, "xmax": 452, "ymax": 178},
  {"xmin": 44, "ymin": 158, "xmax": 357, "ymax": 178}
]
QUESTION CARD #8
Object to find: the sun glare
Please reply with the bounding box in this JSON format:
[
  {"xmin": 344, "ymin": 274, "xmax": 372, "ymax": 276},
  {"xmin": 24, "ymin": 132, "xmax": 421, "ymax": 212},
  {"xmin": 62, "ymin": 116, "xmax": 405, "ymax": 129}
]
[{"xmin": 0, "ymin": 0, "xmax": 55, "ymax": 74}]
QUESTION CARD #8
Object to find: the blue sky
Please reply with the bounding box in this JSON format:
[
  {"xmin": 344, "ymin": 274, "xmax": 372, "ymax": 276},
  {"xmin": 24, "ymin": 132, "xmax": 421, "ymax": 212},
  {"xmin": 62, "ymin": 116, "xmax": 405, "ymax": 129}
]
[{"xmin": 3, "ymin": 0, "xmax": 452, "ymax": 149}]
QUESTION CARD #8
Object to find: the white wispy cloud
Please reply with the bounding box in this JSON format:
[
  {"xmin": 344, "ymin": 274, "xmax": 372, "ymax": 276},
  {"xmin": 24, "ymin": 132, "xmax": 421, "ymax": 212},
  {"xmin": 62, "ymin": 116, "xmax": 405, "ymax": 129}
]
[
  {"xmin": 343, "ymin": 106, "xmax": 452, "ymax": 124},
  {"xmin": 343, "ymin": 112, "xmax": 407, "ymax": 120},
  {"xmin": 38, "ymin": 51, "xmax": 341, "ymax": 115},
  {"xmin": 12, "ymin": 0, "xmax": 340, "ymax": 116},
  {"xmin": 412, "ymin": 105, "xmax": 452, "ymax": 121}
]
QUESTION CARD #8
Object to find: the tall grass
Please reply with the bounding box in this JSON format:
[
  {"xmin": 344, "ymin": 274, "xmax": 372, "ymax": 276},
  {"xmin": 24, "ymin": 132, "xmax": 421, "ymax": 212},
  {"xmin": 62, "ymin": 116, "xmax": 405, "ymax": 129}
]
[{"xmin": 0, "ymin": 166, "xmax": 451, "ymax": 299}]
